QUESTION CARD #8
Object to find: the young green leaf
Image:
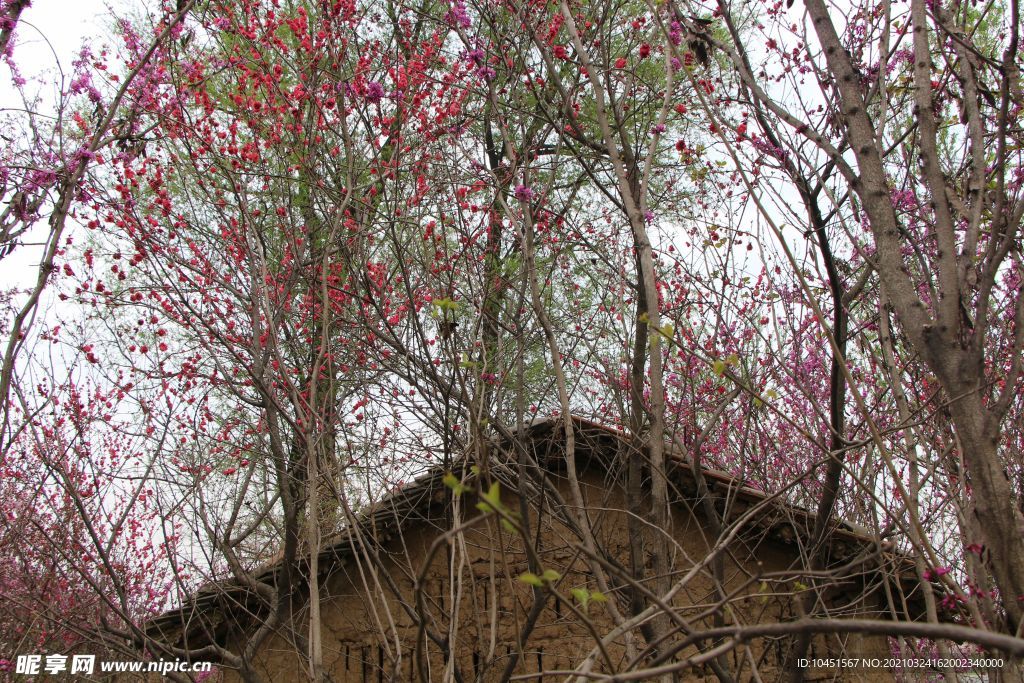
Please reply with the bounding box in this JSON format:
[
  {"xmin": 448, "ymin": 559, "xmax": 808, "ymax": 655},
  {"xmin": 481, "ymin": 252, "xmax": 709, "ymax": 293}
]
[
  {"xmin": 518, "ymin": 572, "xmax": 543, "ymax": 587},
  {"xmin": 442, "ymin": 472, "xmax": 467, "ymax": 495},
  {"xmin": 571, "ymin": 587, "xmax": 590, "ymax": 607},
  {"xmin": 540, "ymin": 569, "xmax": 561, "ymax": 583}
]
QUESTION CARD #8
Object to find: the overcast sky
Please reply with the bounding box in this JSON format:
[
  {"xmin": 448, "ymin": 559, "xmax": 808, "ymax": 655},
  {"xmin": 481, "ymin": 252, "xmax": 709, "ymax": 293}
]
[{"xmin": 6, "ymin": 1, "xmax": 120, "ymax": 76}]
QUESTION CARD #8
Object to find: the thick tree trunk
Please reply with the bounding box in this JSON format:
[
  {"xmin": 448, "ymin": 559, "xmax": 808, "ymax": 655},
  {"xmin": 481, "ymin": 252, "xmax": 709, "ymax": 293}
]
[{"xmin": 947, "ymin": 393, "xmax": 1024, "ymax": 631}]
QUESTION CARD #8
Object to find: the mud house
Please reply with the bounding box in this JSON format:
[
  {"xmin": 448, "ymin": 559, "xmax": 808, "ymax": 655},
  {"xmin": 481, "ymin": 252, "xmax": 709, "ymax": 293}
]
[{"xmin": 144, "ymin": 417, "xmax": 928, "ymax": 682}]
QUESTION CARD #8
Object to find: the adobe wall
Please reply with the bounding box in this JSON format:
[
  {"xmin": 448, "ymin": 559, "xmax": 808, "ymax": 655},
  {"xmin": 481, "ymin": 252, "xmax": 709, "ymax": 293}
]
[{"xmin": 222, "ymin": 467, "xmax": 898, "ymax": 682}]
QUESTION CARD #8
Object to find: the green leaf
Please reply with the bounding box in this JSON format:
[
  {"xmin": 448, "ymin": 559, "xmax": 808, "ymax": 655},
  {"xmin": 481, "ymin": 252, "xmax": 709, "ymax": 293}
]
[
  {"xmin": 442, "ymin": 472, "xmax": 467, "ymax": 495},
  {"xmin": 712, "ymin": 359, "xmax": 726, "ymax": 376},
  {"xmin": 518, "ymin": 572, "xmax": 544, "ymax": 587},
  {"xmin": 482, "ymin": 481, "xmax": 501, "ymax": 506},
  {"xmin": 571, "ymin": 587, "xmax": 590, "ymax": 607},
  {"xmin": 589, "ymin": 591, "xmax": 607, "ymax": 603},
  {"xmin": 433, "ymin": 297, "xmax": 460, "ymax": 312},
  {"xmin": 541, "ymin": 569, "xmax": 561, "ymax": 583}
]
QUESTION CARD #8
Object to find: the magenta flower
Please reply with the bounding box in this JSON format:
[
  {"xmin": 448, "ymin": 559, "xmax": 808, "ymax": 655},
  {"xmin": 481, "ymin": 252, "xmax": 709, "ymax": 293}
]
[
  {"xmin": 366, "ymin": 81, "xmax": 385, "ymax": 102},
  {"xmin": 445, "ymin": 0, "xmax": 471, "ymax": 28},
  {"xmin": 669, "ymin": 22, "xmax": 683, "ymax": 46}
]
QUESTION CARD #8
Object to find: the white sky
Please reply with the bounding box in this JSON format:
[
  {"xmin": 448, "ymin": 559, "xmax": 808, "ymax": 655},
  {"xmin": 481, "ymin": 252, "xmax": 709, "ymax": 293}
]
[{"xmin": 4, "ymin": 1, "xmax": 119, "ymax": 78}]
